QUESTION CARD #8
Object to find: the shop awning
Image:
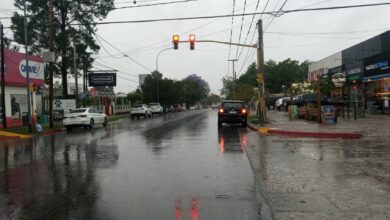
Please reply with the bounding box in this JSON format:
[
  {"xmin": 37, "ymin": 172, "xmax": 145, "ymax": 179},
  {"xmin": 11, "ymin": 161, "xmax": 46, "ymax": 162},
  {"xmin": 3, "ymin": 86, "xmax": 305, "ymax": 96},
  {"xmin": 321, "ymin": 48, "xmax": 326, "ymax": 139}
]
[{"xmin": 362, "ymin": 73, "xmax": 390, "ymax": 82}]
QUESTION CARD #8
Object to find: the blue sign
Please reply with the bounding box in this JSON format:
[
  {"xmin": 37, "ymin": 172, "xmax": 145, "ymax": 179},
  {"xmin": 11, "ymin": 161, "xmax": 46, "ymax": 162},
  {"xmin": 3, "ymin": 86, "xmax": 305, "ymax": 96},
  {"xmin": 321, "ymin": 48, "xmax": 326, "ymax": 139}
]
[{"xmin": 321, "ymin": 105, "xmax": 337, "ymax": 125}]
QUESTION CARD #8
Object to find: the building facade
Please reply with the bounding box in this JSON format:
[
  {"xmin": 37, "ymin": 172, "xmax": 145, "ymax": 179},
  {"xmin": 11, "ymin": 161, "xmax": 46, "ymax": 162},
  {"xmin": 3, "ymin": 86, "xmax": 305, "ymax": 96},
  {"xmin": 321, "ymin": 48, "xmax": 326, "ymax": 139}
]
[
  {"xmin": 0, "ymin": 49, "xmax": 44, "ymax": 128},
  {"xmin": 308, "ymin": 31, "xmax": 390, "ymax": 114}
]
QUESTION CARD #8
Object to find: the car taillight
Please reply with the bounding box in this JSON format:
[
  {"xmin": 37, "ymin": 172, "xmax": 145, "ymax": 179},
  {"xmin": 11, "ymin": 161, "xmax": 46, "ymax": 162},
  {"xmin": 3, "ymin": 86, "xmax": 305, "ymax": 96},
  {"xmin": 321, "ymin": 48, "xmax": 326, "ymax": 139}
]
[
  {"xmin": 219, "ymin": 108, "xmax": 224, "ymax": 113},
  {"xmin": 241, "ymin": 109, "xmax": 247, "ymax": 114}
]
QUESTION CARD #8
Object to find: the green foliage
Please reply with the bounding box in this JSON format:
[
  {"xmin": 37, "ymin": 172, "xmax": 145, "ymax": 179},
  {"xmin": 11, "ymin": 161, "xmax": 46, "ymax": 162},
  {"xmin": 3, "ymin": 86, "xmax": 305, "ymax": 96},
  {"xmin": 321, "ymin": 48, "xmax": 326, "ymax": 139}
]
[
  {"xmin": 139, "ymin": 72, "xmax": 209, "ymax": 106},
  {"xmin": 264, "ymin": 59, "xmax": 309, "ymax": 93},
  {"xmin": 222, "ymin": 59, "xmax": 310, "ymax": 101},
  {"xmin": 206, "ymin": 94, "xmax": 221, "ymax": 105},
  {"xmin": 11, "ymin": 0, "xmax": 114, "ymax": 96},
  {"xmin": 127, "ymin": 90, "xmax": 144, "ymax": 105}
]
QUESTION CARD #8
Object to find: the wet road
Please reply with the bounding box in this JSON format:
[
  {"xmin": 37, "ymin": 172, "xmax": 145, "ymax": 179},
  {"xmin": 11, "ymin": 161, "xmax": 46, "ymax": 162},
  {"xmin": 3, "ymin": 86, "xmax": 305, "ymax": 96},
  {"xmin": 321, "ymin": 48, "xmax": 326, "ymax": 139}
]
[{"xmin": 0, "ymin": 110, "xmax": 259, "ymax": 219}]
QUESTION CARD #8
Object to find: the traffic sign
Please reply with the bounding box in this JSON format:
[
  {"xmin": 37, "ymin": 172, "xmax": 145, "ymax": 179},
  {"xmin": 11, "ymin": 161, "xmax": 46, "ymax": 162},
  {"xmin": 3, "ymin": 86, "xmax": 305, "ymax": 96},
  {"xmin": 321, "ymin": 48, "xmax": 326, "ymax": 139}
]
[{"xmin": 256, "ymin": 74, "xmax": 264, "ymax": 83}]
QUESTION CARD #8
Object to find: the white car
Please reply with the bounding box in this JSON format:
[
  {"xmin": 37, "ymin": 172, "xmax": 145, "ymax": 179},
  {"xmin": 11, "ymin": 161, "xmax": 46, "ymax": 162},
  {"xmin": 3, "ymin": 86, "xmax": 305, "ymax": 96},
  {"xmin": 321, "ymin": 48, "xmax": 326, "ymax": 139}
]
[
  {"xmin": 275, "ymin": 97, "xmax": 290, "ymax": 110},
  {"xmin": 148, "ymin": 103, "xmax": 163, "ymax": 115},
  {"xmin": 63, "ymin": 108, "xmax": 107, "ymax": 131},
  {"xmin": 131, "ymin": 104, "xmax": 152, "ymax": 119}
]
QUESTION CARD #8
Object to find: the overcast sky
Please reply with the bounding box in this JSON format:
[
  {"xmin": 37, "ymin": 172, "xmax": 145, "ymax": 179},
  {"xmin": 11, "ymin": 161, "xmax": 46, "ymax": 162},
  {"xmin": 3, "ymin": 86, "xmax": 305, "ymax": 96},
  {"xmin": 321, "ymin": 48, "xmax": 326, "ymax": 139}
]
[{"xmin": 1, "ymin": 0, "xmax": 390, "ymax": 94}]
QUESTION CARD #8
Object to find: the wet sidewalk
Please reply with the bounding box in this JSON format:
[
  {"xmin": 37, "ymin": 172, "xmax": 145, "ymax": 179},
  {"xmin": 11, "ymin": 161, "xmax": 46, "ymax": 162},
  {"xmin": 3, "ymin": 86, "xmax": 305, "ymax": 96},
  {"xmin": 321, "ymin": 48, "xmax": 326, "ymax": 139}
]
[{"xmin": 263, "ymin": 110, "xmax": 390, "ymax": 139}]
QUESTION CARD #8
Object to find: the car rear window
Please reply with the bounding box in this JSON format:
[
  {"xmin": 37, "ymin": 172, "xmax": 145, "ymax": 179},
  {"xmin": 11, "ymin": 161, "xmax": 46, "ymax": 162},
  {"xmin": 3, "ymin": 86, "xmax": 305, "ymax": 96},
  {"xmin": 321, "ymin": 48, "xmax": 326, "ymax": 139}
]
[
  {"xmin": 70, "ymin": 109, "xmax": 87, "ymax": 113},
  {"xmin": 222, "ymin": 102, "xmax": 244, "ymax": 109},
  {"xmin": 133, "ymin": 104, "xmax": 143, "ymax": 108}
]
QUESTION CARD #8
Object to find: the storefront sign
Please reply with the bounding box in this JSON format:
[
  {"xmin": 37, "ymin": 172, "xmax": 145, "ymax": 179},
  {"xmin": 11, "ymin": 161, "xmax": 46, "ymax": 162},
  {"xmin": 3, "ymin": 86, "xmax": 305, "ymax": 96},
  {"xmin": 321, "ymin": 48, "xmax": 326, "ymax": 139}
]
[
  {"xmin": 364, "ymin": 53, "xmax": 390, "ymax": 77},
  {"xmin": 321, "ymin": 105, "xmax": 337, "ymax": 125},
  {"xmin": 19, "ymin": 60, "xmax": 44, "ymax": 80},
  {"xmin": 88, "ymin": 73, "xmax": 117, "ymax": 87},
  {"xmin": 3, "ymin": 49, "xmax": 45, "ymax": 86},
  {"xmin": 332, "ymin": 73, "xmax": 346, "ymax": 87},
  {"xmin": 365, "ymin": 60, "xmax": 389, "ymax": 71}
]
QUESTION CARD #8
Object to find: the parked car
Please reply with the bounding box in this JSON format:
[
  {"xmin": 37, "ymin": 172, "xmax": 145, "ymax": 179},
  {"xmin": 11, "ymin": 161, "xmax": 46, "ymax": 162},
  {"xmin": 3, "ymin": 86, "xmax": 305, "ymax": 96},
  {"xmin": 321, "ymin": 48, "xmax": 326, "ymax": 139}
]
[
  {"xmin": 218, "ymin": 100, "xmax": 248, "ymax": 127},
  {"xmin": 173, "ymin": 104, "xmax": 182, "ymax": 112},
  {"xmin": 131, "ymin": 104, "xmax": 152, "ymax": 119},
  {"xmin": 275, "ymin": 97, "xmax": 290, "ymax": 110},
  {"xmin": 63, "ymin": 108, "xmax": 107, "ymax": 131},
  {"xmin": 266, "ymin": 96, "xmax": 283, "ymax": 110},
  {"xmin": 149, "ymin": 103, "xmax": 163, "ymax": 115}
]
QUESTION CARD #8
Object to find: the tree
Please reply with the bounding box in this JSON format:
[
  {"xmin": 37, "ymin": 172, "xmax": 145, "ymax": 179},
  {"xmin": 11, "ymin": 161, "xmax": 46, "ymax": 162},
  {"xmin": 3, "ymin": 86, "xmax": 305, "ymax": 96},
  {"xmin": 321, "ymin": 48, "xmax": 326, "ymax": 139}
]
[
  {"xmin": 206, "ymin": 94, "xmax": 221, "ymax": 106},
  {"xmin": 127, "ymin": 90, "xmax": 144, "ymax": 105},
  {"xmin": 11, "ymin": 0, "xmax": 114, "ymax": 97},
  {"xmin": 182, "ymin": 74, "xmax": 210, "ymax": 106}
]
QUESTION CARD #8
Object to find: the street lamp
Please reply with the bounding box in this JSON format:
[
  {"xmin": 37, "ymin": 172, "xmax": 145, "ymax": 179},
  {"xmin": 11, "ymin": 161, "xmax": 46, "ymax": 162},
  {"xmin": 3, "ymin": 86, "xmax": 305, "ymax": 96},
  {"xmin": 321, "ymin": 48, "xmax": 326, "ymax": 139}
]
[{"xmin": 154, "ymin": 47, "xmax": 173, "ymax": 103}]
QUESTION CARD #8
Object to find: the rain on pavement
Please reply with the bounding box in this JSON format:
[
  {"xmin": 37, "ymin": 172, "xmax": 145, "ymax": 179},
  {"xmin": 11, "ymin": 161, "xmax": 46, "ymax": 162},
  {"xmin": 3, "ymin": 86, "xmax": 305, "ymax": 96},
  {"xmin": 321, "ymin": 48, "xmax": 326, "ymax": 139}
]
[
  {"xmin": 0, "ymin": 110, "xmax": 259, "ymax": 220},
  {"xmin": 1, "ymin": 110, "xmax": 390, "ymax": 219}
]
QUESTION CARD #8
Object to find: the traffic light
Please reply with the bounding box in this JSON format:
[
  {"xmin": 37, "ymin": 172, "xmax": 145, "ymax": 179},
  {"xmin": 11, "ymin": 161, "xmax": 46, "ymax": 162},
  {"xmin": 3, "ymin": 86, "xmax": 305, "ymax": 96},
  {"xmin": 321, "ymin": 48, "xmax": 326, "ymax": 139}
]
[
  {"xmin": 29, "ymin": 83, "xmax": 38, "ymax": 92},
  {"xmin": 172, "ymin": 34, "xmax": 179, "ymax": 50},
  {"xmin": 189, "ymin": 34, "xmax": 195, "ymax": 50}
]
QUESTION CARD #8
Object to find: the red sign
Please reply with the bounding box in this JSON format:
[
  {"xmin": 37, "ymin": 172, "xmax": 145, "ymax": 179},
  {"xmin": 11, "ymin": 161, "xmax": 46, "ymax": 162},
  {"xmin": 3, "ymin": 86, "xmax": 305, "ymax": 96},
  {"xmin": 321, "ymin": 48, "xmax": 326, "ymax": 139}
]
[{"xmin": 1, "ymin": 49, "xmax": 45, "ymax": 86}]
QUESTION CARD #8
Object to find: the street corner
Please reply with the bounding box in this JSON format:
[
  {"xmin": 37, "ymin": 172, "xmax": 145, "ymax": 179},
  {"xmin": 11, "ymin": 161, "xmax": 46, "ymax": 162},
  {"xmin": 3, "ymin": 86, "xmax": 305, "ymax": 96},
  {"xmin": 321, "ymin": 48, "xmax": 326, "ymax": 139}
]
[{"xmin": 0, "ymin": 131, "xmax": 32, "ymax": 140}]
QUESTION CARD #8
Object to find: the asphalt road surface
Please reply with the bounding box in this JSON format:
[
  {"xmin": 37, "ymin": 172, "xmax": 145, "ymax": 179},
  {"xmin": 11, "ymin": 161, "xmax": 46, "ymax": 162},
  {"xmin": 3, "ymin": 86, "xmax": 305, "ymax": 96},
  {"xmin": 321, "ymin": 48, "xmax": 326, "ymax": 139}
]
[{"xmin": 0, "ymin": 110, "xmax": 260, "ymax": 220}]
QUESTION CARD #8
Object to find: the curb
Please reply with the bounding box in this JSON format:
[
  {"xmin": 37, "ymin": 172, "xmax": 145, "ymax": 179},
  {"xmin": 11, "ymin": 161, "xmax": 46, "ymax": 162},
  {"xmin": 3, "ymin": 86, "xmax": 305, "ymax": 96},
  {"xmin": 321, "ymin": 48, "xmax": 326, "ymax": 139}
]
[
  {"xmin": 41, "ymin": 129, "xmax": 64, "ymax": 136},
  {"xmin": 248, "ymin": 122, "xmax": 362, "ymax": 139}
]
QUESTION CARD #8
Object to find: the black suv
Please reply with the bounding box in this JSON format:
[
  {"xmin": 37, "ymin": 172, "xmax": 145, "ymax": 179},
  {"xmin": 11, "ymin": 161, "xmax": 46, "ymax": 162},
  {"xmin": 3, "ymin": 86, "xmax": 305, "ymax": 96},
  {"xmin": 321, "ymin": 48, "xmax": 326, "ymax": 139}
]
[{"xmin": 218, "ymin": 100, "xmax": 248, "ymax": 127}]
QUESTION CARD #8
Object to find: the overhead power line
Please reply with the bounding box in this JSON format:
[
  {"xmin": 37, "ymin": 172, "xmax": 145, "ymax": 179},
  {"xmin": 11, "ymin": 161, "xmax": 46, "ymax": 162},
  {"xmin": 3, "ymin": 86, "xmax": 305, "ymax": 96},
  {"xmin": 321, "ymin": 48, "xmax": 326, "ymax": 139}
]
[
  {"xmin": 235, "ymin": 0, "xmax": 247, "ymax": 59},
  {"xmin": 114, "ymin": 0, "xmax": 198, "ymax": 10},
  {"xmin": 77, "ymin": 2, "xmax": 390, "ymax": 26},
  {"xmin": 94, "ymin": 33, "xmax": 152, "ymax": 72},
  {"xmin": 227, "ymin": 0, "xmax": 237, "ymax": 66}
]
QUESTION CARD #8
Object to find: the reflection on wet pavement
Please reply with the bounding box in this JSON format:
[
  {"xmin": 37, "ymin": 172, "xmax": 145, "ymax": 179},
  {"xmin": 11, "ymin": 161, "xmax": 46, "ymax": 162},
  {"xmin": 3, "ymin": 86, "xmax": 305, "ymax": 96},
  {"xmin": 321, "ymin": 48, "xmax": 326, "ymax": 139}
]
[
  {"xmin": 0, "ymin": 110, "xmax": 259, "ymax": 219},
  {"xmin": 246, "ymin": 131, "xmax": 390, "ymax": 219}
]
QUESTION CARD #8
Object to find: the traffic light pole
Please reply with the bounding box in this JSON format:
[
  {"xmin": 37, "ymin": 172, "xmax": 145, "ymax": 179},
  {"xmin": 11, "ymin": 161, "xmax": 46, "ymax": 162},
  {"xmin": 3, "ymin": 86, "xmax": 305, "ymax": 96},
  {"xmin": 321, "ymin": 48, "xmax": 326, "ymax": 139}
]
[
  {"xmin": 176, "ymin": 33, "xmax": 265, "ymax": 125},
  {"xmin": 23, "ymin": 0, "xmax": 33, "ymax": 133}
]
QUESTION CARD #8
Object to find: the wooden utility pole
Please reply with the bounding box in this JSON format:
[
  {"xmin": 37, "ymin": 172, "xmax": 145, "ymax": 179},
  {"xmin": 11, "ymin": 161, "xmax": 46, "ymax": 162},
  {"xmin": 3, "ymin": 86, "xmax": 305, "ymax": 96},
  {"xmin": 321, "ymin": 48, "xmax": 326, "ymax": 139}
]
[
  {"xmin": 228, "ymin": 59, "xmax": 238, "ymax": 100},
  {"xmin": 256, "ymin": 20, "xmax": 265, "ymax": 126},
  {"xmin": 317, "ymin": 76, "xmax": 322, "ymax": 123},
  {"xmin": 48, "ymin": 0, "xmax": 55, "ymax": 128}
]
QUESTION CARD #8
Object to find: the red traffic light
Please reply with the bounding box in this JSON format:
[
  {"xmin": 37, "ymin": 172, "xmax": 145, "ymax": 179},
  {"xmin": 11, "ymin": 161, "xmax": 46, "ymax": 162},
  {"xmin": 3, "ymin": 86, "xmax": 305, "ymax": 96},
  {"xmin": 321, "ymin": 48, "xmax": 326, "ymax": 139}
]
[
  {"xmin": 172, "ymin": 34, "xmax": 179, "ymax": 49},
  {"xmin": 189, "ymin": 34, "xmax": 195, "ymax": 50},
  {"xmin": 189, "ymin": 34, "xmax": 195, "ymax": 42}
]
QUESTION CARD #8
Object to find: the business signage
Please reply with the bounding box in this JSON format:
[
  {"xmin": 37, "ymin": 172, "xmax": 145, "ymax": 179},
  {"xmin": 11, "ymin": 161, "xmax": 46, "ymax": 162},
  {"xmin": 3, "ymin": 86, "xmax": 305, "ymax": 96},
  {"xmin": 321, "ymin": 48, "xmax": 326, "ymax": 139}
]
[
  {"xmin": 88, "ymin": 73, "xmax": 117, "ymax": 87},
  {"xmin": 19, "ymin": 59, "xmax": 44, "ymax": 80},
  {"xmin": 364, "ymin": 53, "xmax": 390, "ymax": 77},
  {"xmin": 2, "ymin": 49, "xmax": 45, "ymax": 86}
]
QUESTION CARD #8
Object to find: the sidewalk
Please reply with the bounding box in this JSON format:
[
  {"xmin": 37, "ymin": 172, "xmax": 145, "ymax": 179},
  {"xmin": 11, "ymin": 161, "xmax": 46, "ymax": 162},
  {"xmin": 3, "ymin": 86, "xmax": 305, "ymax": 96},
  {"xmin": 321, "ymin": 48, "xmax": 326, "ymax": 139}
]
[{"xmin": 254, "ymin": 110, "xmax": 390, "ymax": 139}]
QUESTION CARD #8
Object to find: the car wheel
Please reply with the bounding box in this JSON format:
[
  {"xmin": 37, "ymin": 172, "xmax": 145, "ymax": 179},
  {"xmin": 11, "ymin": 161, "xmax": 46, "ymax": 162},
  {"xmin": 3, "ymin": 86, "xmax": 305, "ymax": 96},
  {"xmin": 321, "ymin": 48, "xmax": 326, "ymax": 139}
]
[
  {"xmin": 65, "ymin": 126, "xmax": 72, "ymax": 132},
  {"xmin": 89, "ymin": 119, "xmax": 95, "ymax": 129},
  {"xmin": 131, "ymin": 115, "xmax": 134, "ymax": 119},
  {"xmin": 242, "ymin": 121, "xmax": 247, "ymax": 127},
  {"xmin": 103, "ymin": 117, "xmax": 108, "ymax": 127}
]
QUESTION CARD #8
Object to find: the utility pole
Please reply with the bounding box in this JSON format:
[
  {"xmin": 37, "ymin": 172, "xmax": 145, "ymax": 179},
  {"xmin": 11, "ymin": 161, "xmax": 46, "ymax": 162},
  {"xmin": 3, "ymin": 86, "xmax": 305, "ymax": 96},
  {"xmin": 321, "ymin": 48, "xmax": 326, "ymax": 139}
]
[
  {"xmin": 48, "ymin": 0, "xmax": 54, "ymax": 128},
  {"xmin": 256, "ymin": 19, "xmax": 265, "ymax": 126},
  {"xmin": 23, "ymin": 0, "xmax": 32, "ymax": 133},
  {"xmin": 228, "ymin": 59, "xmax": 238, "ymax": 100},
  {"xmin": 316, "ymin": 76, "xmax": 322, "ymax": 123},
  {"xmin": 1, "ymin": 23, "xmax": 6, "ymax": 129},
  {"xmin": 73, "ymin": 41, "xmax": 78, "ymax": 107}
]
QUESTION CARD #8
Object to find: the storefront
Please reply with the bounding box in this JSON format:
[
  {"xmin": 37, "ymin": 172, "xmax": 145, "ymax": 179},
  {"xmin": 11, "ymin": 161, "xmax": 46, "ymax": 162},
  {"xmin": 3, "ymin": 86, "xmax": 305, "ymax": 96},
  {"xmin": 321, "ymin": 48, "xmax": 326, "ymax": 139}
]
[
  {"xmin": 363, "ymin": 52, "xmax": 390, "ymax": 113},
  {"xmin": 0, "ymin": 49, "xmax": 44, "ymax": 128}
]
